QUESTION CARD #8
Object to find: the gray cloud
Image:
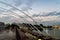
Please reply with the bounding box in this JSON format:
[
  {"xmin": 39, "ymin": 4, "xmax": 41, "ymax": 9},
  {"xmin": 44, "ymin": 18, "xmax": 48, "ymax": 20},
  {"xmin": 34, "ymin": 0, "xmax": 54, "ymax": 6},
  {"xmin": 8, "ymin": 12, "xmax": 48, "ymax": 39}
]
[
  {"xmin": 32, "ymin": 11, "xmax": 60, "ymax": 17},
  {"xmin": 45, "ymin": 11, "xmax": 60, "ymax": 16},
  {"xmin": 7, "ymin": 0, "xmax": 33, "ymax": 12},
  {"xmin": 13, "ymin": 0, "xmax": 22, "ymax": 6}
]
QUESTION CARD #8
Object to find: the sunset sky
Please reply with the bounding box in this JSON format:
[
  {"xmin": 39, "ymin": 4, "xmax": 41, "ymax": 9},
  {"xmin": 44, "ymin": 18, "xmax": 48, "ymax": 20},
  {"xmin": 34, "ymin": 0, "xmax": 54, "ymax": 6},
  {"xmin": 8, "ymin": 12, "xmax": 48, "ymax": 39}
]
[{"xmin": 0, "ymin": 0, "xmax": 60, "ymax": 25}]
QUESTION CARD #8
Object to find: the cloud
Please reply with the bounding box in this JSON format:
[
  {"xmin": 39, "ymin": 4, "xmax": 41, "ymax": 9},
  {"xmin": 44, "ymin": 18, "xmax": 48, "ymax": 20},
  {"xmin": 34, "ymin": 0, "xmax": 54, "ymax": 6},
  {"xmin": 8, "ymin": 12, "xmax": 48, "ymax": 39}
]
[
  {"xmin": 44, "ymin": 11, "xmax": 60, "ymax": 16},
  {"xmin": 0, "ymin": 9, "xmax": 60, "ymax": 25},
  {"xmin": 32, "ymin": 11, "xmax": 60, "ymax": 17},
  {"xmin": 31, "ymin": 15, "xmax": 60, "ymax": 25},
  {"xmin": 0, "ymin": 14, "xmax": 8, "ymax": 18},
  {"xmin": 0, "ymin": 10, "xmax": 31, "ymax": 23},
  {"xmin": 14, "ymin": 0, "xmax": 33, "ymax": 11},
  {"xmin": 13, "ymin": 0, "xmax": 22, "ymax": 6},
  {"xmin": 0, "ymin": 13, "xmax": 25, "ymax": 23},
  {"xmin": 0, "ymin": 0, "xmax": 60, "ymax": 25},
  {"xmin": 21, "ymin": 0, "xmax": 33, "ymax": 11},
  {"xmin": 32, "ymin": 16, "xmax": 59, "ymax": 22}
]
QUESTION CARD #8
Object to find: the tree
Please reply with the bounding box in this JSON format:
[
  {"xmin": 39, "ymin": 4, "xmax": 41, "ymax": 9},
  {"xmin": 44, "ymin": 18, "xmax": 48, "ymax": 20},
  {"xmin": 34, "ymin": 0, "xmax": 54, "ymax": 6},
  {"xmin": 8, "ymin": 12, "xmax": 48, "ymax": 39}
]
[
  {"xmin": 0, "ymin": 22, "xmax": 5, "ymax": 30},
  {"xmin": 5, "ymin": 23, "xmax": 11, "ymax": 30},
  {"xmin": 34, "ymin": 24, "xmax": 43, "ymax": 31},
  {"xmin": 10, "ymin": 23, "xmax": 20, "ymax": 29}
]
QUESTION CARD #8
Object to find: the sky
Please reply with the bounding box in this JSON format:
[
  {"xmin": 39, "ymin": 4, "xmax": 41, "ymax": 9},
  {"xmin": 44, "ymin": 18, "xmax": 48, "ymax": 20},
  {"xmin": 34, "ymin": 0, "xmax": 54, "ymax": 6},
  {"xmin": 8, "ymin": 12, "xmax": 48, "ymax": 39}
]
[{"xmin": 0, "ymin": 0, "xmax": 60, "ymax": 25}]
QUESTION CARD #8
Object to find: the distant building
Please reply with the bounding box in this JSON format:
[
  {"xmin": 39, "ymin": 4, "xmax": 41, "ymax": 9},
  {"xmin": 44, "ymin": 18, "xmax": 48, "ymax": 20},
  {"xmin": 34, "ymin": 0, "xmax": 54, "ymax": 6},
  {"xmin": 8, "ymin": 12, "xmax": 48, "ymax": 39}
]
[{"xmin": 52, "ymin": 25, "xmax": 60, "ymax": 29}]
